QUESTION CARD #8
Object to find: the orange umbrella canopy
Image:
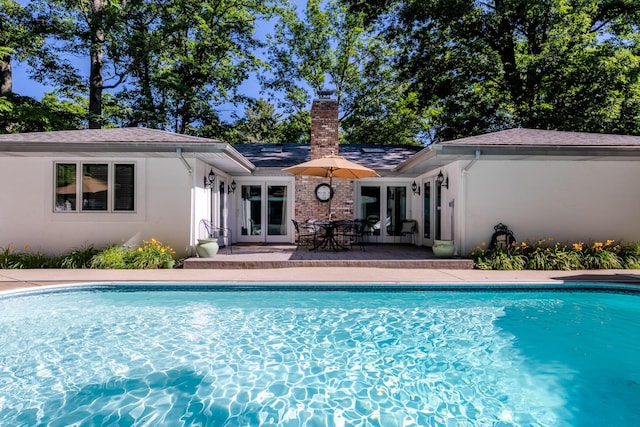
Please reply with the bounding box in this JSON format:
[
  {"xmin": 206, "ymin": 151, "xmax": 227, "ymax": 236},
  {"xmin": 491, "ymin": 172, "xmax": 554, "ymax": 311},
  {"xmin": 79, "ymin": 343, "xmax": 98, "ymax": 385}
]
[{"xmin": 282, "ymin": 154, "xmax": 379, "ymax": 179}]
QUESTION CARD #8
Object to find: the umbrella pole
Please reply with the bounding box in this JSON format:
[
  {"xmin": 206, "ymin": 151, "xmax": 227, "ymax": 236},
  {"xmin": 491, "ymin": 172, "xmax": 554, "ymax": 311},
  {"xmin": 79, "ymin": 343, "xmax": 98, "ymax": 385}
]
[{"xmin": 328, "ymin": 173, "xmax": 333, "ymax": 220}]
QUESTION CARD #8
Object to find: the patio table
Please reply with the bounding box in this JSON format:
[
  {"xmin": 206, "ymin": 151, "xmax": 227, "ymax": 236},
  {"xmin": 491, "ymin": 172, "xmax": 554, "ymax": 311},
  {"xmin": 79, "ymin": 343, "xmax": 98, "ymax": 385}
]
[{"xmin": 310, "ymin": 220, "xmax": 353, "ymax": 251}]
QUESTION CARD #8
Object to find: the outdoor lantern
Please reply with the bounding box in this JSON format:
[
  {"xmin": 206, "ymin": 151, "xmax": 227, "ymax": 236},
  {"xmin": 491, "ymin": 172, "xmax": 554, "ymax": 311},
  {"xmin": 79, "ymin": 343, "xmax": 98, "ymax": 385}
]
[
  {"xmin": 228, "ymin": 179, "xmax": 236, "ymax": 194},
  {"xmin": 436, "ymin": 170, "xmax": 449, "ymax": 189},
  {"xmin": 412, "ymin": 180, "xmax": 420, "ymax": 195},
  {"xmin": 204, "ymin": 169, "xmax": 215, "ymax": 188}
]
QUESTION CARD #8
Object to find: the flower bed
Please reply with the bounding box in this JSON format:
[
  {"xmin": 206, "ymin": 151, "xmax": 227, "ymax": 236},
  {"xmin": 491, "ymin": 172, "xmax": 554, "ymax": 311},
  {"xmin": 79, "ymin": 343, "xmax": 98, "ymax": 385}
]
[
  {"xmin": 470, "ymin": 239, "xmax": 640, "ymax": 270},
  {"xmin": 1, "ymin": 239, "xmax": 177, "ymax": 269}
]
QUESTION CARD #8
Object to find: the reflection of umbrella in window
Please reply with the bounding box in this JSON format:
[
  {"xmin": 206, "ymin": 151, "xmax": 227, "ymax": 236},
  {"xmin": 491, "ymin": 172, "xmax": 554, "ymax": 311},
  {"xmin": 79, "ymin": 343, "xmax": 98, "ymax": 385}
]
[
  {"xmin": 57, "ymin": 176, "xmax": 108, "ymax": 194},
  {"xmin": 283, "ymin": 154, "xmax": 379, "ymax": 218}
]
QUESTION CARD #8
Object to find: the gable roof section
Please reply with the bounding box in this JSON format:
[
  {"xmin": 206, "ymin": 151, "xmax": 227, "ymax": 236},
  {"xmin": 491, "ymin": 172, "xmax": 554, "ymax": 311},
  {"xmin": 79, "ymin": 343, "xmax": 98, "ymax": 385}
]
[
  {"xmin": 0, "ymin": 127, "xmax": 220, "ymax": 144},
  {"xmin": 396, "ymin": 128, "xmax": 640, "ymax": 175},
  {"xmin": 234, "ymin": 143, "xmax": 422, "ymax": 172},
  {"xmin": 441, "ymin": 128, "xmax": 640, "ymax": 147},
  {"xmin": 0, "ymin": 128, "xmax": 254, "ymax": 175}
]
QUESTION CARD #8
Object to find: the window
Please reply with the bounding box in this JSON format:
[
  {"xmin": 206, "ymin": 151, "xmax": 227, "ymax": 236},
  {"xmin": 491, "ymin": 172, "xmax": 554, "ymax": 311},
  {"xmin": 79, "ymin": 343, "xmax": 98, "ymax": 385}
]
[{"xmin": 55, "ymin": 162, "xmax": 135, "ymax": 212}]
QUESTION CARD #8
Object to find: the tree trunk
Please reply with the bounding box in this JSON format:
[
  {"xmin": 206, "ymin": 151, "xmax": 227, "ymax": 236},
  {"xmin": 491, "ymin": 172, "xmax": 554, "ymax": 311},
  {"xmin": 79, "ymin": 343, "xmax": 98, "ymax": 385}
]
[
  {"xmin": 0, "ymin": 56, "xmax": 11, "ymax": 94},
  {"xmin": 89, "ymin": 0, "xmax": 105, "ymax": 129}
]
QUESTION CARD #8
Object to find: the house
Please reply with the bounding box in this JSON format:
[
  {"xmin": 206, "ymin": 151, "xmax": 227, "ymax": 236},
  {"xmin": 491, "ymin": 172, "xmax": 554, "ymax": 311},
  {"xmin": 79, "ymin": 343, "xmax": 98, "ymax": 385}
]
[{"xmin": 1, "ymin": 96, "xmax": 639, "ymax": 258}]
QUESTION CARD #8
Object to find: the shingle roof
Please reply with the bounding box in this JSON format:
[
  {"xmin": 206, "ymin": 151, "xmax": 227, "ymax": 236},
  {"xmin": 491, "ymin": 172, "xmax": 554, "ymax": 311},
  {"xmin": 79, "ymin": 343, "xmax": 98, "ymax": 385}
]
[
  {"xmin": 0, "ymin": 127, "xmax": 221, "ymax": 143},
  {"xmin": 233, "ymin": 143, "xmax": 423, "ymax": 169},
  {"xmin": 443, "ymin": 128, "xmax": 640, "ymax": 147}
]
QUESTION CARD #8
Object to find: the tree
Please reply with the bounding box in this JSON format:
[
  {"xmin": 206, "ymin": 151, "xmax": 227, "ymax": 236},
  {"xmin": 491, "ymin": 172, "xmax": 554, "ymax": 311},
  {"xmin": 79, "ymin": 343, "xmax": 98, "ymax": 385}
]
[
  {"xmin": 345, "ymin": 0, "xmax": 640, "ymax": 141},
  {"xmin": 0, "ymin": 92, "xmax": 86, "ymax": 133},
  {"xmin": 111, "ymin": 0, "xmax": 279, "ymax": 134},
  {"xmin": 262, "ymin": 0, "xmax": 427, "ymax": 145}
]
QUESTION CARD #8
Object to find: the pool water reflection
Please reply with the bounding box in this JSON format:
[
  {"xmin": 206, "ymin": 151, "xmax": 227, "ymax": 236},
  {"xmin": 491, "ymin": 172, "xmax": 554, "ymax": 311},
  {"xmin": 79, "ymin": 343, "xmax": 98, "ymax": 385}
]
[{"xmin": 0, "ymin": 286, "xmax": 639, "ymax": 426}]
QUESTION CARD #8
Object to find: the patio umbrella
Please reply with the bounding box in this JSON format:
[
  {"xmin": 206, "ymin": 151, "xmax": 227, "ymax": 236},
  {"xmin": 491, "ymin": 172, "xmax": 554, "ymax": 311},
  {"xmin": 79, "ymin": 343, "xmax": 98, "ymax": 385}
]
[
  {"xmin": 283, "ymin": 154, "xmax": 379, "ymax": 217},
  {"xmin": 57, "ymin": 176, "xmax": 108, "ymax": 194}
]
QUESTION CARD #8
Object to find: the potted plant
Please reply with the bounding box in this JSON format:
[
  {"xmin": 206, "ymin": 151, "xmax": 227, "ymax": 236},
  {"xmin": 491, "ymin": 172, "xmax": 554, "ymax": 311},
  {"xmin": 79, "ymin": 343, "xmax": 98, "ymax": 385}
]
[
  {"xmin": 196, "ymin": 239, "xmax": 219, "ymax": 257},
  {"xmin": 433, "ymin": 239, "xmax": 455, "ymax": 258}
]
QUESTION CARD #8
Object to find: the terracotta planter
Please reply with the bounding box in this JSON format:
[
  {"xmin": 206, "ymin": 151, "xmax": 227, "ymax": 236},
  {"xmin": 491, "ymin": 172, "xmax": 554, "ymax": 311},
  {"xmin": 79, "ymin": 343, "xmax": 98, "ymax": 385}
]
[
  {"xmin": 432, "ymin": 239, "xmax": 455, "ymax": 258},
  {"xmin": 196, "ymin": 239, "xmax": 219, "ymax": 258}
]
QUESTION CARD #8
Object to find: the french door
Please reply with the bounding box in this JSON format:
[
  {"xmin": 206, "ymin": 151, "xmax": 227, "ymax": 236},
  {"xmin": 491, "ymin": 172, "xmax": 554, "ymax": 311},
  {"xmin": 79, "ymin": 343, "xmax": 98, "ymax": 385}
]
[
  {"xmin": 237, "ymin": 183, "xmax": 291, "ymax": 243},
  {"xmin": 358, "ymin": 183, "xmax": 410, "ymax": 243}
]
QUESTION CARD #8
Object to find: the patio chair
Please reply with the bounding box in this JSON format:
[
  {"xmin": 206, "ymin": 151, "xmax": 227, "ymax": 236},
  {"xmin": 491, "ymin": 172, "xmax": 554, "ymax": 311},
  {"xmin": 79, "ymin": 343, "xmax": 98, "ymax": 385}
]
[
  {"xmin": 332, "ymin": 220, "xmax": 358, "ymax": 249},
  {"xmin": 292, "ymin": 219, "xmax": 317, "ymax": 247},
  {"xmin": 199, "ymin": 219, "xmax": 233, "ymax": 254},
  {"xmin": 396, "ymin": 219, "xmax": 417, "ymax": 244},
  {"xmin": 351, "ymin": 219, "xmax": 368, "ymax": 251}
]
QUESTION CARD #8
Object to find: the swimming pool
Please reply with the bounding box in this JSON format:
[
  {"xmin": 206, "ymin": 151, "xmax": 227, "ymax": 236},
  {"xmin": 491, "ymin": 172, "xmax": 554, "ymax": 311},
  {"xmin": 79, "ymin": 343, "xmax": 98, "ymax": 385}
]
[{"xmin": 0, "ymin": 284, "xmax": 639, "ymax": 426}]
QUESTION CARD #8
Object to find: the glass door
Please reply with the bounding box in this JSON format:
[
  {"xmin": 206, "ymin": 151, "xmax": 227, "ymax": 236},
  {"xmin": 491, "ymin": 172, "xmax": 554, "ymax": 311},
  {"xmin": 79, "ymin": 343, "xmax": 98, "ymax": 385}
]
[
  {"xmin": 238, "ymin": 183, "xmax": 291, "ymax": 243},
  {"xmin": 358, "ymin": 184, "xmax": 410, "ymax": 243},
  {"xmin": 422, "ymin": 181, "xmax": 434, "ymax": 246}
]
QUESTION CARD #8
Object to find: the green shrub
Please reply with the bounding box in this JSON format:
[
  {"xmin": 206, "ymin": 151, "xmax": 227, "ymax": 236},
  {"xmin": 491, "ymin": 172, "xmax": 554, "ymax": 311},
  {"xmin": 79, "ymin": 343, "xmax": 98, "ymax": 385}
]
[
  {"xmin": 1, "ymin": 239, "xmax": 176, "ymax": 270},
  {"xmin": 0, "ymin": 244, "xmax": 58, "ymax": 269},
  {"xmin": 129, "ymin": 239, "xmax": 175, "ymax": 269},
  {"xmin": 470, "ymin": 239, "xmax": 638, "ymax": 271},
  {"xmin": 90, "ymin": 246, "xmax": 135, "ymax": 269},
  {"xmin": 60, "ymin": 245, "xmax": 100, "ymax": 269}
]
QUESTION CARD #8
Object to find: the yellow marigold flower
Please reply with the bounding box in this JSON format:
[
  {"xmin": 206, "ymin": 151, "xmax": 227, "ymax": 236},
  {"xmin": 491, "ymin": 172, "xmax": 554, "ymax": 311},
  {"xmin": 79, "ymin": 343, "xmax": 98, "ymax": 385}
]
[
  {"xmin": 520, "ymin": 242, "xmax": 527, "ymax": 248},
  {"xmin": 593, "ymin": 242, "xmax": 603, "ymax": 251},
  {"xmin": 137, "ymin": 247, "xmax": 143, "ymax": 252},
  {"xmin": 481, "ymin": 242, "xmax": 486, "ymax": 247},
  {"xmin": 23, "ymin": 243, "xmax": 29, "ymax": 250},
  {"xmin": 605, "ymin": 239, "xmax": 615, "ymax": 247},
  {"xmin": 572, "ymin": 243, "xmax": 583, "ymax": 251}
]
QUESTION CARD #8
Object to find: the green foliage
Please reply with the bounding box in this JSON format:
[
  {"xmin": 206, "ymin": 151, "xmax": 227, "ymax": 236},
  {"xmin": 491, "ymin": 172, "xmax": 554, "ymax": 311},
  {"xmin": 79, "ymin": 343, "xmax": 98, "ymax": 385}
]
[
  {"xmin": 89, "ymin": 246, "xmax": 134, "ymax": 269},
  {"xmin": 351, "ymin": 0, "xmax": 640, "ymax": 141},
  {"xmin": 0, "ymin": 239, "xmax": 175, "ymax": 269},
  {"xmin": 129, "ymin": 238, "xmax": 175, "ymax": 269},
  {"xmin": 90, "ymin": 239, "xmax": 175, "ymax": 269},
  {"xmin": 262, "ymin": 0, "xmax": 429, "ymax": 145},
  {"xmin": 107, "ymin": 0, "xmax": 276, "ymax": 133},
  {"xmin": 470, "ymin": 239, "xmax": 639, "ymax": 270},
  {"xmin": 0, "ymin": 244, "xmax": 59, "ymax": 268},
  {"xmin": 59, "ymin": 244, "xmax": 100, "ymax": 269},
  {"xmin": 0, "ymin": 92, "xmax": 86, "ymax": 133}
]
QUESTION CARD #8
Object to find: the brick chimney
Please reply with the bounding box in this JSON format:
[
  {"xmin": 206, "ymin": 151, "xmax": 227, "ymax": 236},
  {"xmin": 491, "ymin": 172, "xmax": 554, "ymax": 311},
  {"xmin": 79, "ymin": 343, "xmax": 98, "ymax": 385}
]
[
  {"xmin": 294, "ymin": 96, "xmax": 353, "ymax": 221},
  {"xmin": 310, "ymin": 97, "xmax": 339, "ymax": 159}
]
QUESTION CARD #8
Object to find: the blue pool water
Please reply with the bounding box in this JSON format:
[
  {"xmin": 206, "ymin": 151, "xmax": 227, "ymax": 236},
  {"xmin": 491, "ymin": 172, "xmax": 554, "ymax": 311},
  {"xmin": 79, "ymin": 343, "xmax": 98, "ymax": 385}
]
[{"xmin": 0, "ymin": 285, "xmax": 639, "ymax": 426}]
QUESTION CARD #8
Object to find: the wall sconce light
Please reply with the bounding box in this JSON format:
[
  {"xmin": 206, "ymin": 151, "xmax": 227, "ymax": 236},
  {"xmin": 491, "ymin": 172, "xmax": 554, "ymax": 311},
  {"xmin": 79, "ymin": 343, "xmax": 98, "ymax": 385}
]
[
  {"xmin": 204, "ymin": 169, "xmax": 215, "ymax": 188},
  {"xmin": 411, "ymin": 180, "xmax": 421, "ymax": 195},
  {"xmin": 228, "ymin": 179, "xmax": 236, "ymax": 194},
  {"xmin": 436, "ymin": 170, "xmax": 449, "ymax": 189}
]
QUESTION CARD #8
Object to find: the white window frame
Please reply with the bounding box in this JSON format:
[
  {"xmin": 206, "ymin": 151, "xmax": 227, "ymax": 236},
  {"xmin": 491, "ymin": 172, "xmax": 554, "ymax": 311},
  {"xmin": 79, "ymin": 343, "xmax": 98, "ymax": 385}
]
[{"xmin": 53, "ymin": 161, "xmax": 137, "ymax": 214}]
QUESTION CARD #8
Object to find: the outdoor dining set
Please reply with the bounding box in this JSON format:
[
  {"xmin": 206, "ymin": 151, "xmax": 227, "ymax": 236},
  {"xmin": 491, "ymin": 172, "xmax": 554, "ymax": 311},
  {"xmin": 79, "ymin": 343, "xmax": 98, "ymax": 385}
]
[{"xmin": 291, "ymin": 219, "xmax": 370, "ymax": 251}]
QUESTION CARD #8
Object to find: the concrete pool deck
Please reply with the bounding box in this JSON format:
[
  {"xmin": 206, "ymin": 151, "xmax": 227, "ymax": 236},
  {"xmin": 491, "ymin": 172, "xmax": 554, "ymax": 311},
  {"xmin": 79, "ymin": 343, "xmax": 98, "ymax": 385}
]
[{"xmin": 1, "ymin": 268, "xmax": 639, "ymax": 292}]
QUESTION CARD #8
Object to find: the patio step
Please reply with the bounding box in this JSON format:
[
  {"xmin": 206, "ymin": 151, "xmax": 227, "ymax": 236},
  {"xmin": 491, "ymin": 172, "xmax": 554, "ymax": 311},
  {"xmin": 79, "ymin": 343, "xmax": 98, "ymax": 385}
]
[
  {"xmin": 182, "ymin": 244, "xmax": 474, "ymax": 270},
  {"xmin": 183, "ymin": 258, "xmax": 473, "ymax": 270}
]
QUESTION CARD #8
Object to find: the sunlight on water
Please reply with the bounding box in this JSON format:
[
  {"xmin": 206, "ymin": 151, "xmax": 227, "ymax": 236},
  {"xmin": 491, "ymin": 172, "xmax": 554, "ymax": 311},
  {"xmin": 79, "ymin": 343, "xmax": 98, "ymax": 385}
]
[{"xmin": 0, "ymin": 287, "xmax": 639, "ymax": 426}]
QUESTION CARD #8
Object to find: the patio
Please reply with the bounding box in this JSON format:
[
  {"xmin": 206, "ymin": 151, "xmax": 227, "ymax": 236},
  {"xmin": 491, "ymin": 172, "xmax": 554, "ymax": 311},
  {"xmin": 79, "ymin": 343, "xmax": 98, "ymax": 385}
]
[{"xmin": 183, "ymin": 243, "xmax": 474, "ymax": 269}]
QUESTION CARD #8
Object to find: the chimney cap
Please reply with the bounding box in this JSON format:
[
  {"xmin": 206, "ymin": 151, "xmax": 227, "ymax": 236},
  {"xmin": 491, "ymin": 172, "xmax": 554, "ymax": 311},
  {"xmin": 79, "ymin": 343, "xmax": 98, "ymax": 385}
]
[{"xmin": 317, "ymin": 89, "xmax": 334, "ymax": 99}]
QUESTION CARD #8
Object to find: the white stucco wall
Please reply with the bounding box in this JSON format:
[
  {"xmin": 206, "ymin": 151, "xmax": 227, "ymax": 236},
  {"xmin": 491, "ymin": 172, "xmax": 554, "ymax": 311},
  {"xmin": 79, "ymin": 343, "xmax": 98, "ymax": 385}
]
[
  {"xmin": 460, "ymin": 160, "xmax": 640, "ymax": 254},
  {"xmin": 0, "ymin": 156, "xmax": 195, "ymax": 257}
]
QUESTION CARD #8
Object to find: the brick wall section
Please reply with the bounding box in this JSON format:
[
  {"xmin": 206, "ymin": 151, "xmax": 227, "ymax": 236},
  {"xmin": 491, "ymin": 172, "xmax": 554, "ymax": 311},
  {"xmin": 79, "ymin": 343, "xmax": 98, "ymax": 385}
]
[{"xmin": 294, "ymin": 98, "xmax": 354, "ymax": 221}]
